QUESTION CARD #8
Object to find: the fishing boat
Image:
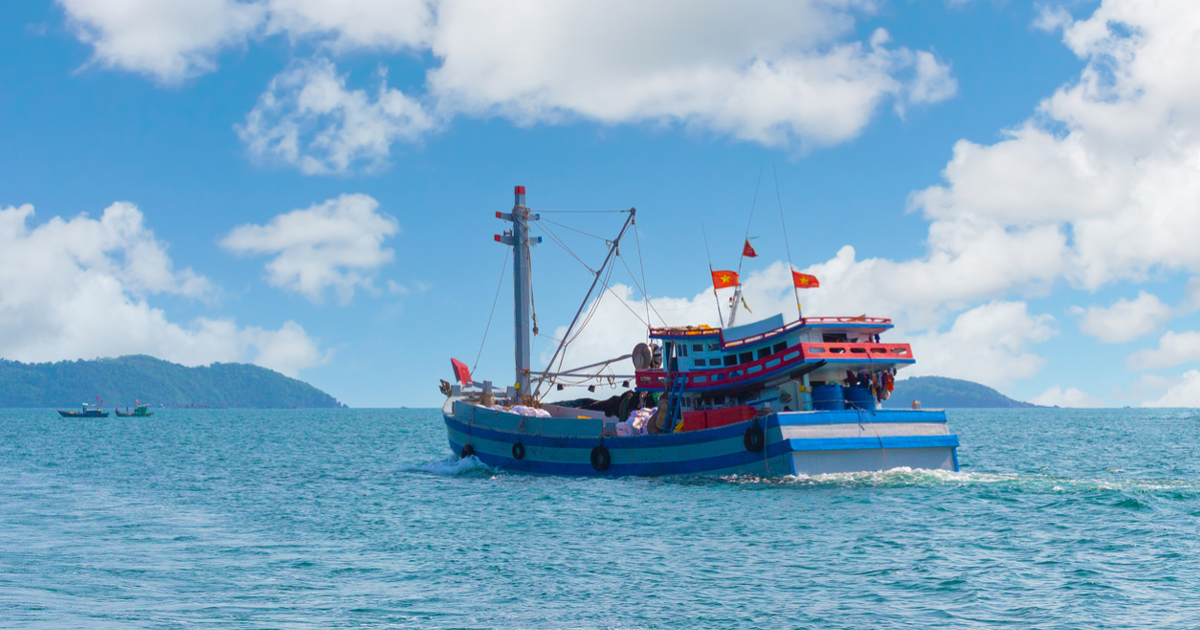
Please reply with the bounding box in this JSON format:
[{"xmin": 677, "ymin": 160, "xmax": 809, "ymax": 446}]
[
  {"xmin": 115, "ymin": 403, "xmax": 153, "ymax": 417},
  {"xmin": 57, "ymin": 402, "xmax": 109, "ymax": 418},
  {"xmin": 439, "ymin": 186, "xmax": 959, "ymax": 477}
]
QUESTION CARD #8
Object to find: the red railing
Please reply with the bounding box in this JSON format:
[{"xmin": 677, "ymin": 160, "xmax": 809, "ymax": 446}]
[
  {"xmin": 803, "ymin": 316, "xmax": 892, "ymax": 325},
  {"xmin": 634, "ymin": 341, "xmax": 912, "ymax": 391},
  {"xmin": 798, "ymin": 342, "xmax": 911, "ymax": 358}
]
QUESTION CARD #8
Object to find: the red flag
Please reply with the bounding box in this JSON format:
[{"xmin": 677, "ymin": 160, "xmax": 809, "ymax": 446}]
[
  {"xmin": 742, "ymin": 239, "xmax": 758, "ymax": 258},
  {"xmin": 792, "ymin": 270, "xmax": 820, "ymax": 289},
  {"xmin": 711, "ymin": 270, "xmax": 739, "ymax": 289},
  {"xmin": 450, "ymin": 358, "xmax": 472, "ymax": 384}
]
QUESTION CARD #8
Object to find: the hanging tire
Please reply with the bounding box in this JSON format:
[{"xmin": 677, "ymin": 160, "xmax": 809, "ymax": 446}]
[
  {"xmin": 461, "ymin": 444, "xmax": 475, "ymax": 458},
  {"xmin": 590, "ymin": 445, "xmax": 611, "ymax": 472},
  {"xmin": 512, "ymin": 443, "xmax": 526, "ymax": 460},
  {"xmin": 743, "ymin": 426, "xmax": 765, "ymax": 453}
]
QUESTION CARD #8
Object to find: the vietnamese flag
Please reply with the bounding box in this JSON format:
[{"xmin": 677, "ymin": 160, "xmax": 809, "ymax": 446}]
[
  {"xmin": 742, "ymin": 239, "xmax": 758, "ymax": 258},
  {"xmin": 712, "ymin": 270, "xmax": 739, "ymax": 289},
  {"xmin": 792, "ymin": 270, "xmax": 820, "ymax": 289}
]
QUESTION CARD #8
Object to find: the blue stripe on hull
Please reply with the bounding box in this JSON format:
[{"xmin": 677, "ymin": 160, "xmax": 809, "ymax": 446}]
[
  {"xmin": 448, "ymin": 435, "xmax": 791, "ymax": 477},
  {"xmin": 444, "ymin": 414, "xmax": 768, "ymax": 450},
  {"xmin": 443, "ymin": 409, "xmax": 959, "ymax": 477}
]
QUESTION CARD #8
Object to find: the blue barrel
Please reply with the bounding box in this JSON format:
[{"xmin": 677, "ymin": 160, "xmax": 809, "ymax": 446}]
[
  {"xmin": 844, "ymin": 385, "xmax": 875, "ymax": 410},
  {"xmin": 812, "ymin": 383, "xmax": 846, "ymax": 411}
]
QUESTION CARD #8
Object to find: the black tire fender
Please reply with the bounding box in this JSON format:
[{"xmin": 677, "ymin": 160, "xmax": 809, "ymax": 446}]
[
  {"xmin": 461, "ymin": 444, "xmax": 475, "ymax": 459},
  {"xmin": 743, "ymin": 425, "xmax": 765, "ymax": 453},
  {"xmin": 590, "ymin": 445, "xmax": 611, "ymax": 472},
  {"xmin": 512, "ymin": 442, "xmax": 526, "ymax": 460}
]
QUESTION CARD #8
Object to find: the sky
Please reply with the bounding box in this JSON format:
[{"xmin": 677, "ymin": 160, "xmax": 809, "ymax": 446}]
[{"xmin": 2, "ymin": 0, "xmax": 1199, "ymax": 408}]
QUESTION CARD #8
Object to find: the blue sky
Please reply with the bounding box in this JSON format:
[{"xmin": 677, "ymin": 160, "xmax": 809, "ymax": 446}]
[{"xmin": 3, "ymin": 0, "xmax": 1199, "ymax": 408}]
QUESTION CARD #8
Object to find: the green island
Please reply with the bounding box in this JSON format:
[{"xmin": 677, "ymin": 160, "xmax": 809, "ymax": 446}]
[
  {"xmin": 0, "ymin": 355, "xmax": 343, "ymax": 408},
  {"xmin": 882, "ymin": 376, "xmax": 1038, "ymax": 409}
]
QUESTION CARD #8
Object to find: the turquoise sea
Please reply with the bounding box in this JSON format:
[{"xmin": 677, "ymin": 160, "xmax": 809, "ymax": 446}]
[{"xmin": 2, "ymin": 408, "xmax": 1199, "ymax": 628}]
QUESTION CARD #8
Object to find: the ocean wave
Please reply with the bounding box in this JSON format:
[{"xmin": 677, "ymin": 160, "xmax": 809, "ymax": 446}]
[{"xmin": 395, "ymin": 455, "xmax": 496, "ymax": 476}]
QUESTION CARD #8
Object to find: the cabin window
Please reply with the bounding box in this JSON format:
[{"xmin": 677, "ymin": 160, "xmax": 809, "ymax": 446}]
[
  {"xmin": 694, "ymin": 359, "xmax": 706, "ymax": 368},
  {"xmin": 773, "ymin": 341, "xmax": 787, "ymax": 354},
  {"xmin": 708, "ymin": 343, "xmax": 720, "ymax": 351},
  {"xmin": 757, "ymin": 347, "xmax": 771, "ymax": 360},
  {"xmin": 723, "ymin": 355, "xmax": 737, "ymax": 367},
  {"xmin": 822, "ymin": 333, "xmax": 848, "ymax": 343},
  {"xmin": 739, "ymin": 351, "xmax": 754, "ymax": 364},
  {"xmin": 692, "ymin": 343, "xmax": 703, "ymax": 352},
  {"xmin": 678, "ymin": 344, "xmax": 688, "ymax": 357}
]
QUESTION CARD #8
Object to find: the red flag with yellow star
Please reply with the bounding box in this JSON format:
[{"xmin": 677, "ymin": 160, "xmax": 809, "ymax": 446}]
[
  {"xmin": 711, "ymin": 270, "xmax": 739, "ymax": 289},
  {"xmin": 792, "ymin": 270, "xmax": 820, "ymax": 289}
]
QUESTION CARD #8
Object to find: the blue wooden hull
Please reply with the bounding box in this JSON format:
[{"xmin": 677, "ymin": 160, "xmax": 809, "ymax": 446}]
[{"xmin": 442, "ymin": 400, "xmax": 958, "ymax": 477}]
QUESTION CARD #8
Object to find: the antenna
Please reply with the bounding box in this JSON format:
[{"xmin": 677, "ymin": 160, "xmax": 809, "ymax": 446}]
[
  {"xmin": 773, "ymin": 164, "xmax": 802, "ymax": 321},
  {"xmin": 729, "ymin": 168, "xmax": 763, "ymax": 327},
  {"xmin": 701, "ymin": 224, "xmax": 725, "ymax": 328}
]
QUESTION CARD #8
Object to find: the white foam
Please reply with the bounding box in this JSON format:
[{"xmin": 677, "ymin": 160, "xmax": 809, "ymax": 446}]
[{"xmin": 397, "ymin": 456, "xmax": 495, "ymax": 476}]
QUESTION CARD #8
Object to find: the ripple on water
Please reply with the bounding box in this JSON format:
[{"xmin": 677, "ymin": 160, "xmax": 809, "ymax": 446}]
[{"xmin": 1, "ymin": 407, "xmax": 1200, "ymax": 629}]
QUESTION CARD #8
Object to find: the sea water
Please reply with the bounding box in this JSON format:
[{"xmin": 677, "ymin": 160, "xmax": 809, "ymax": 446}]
[{"xmin": 1, "ymin": 407, "xmax": 1199, "ymax": 629}]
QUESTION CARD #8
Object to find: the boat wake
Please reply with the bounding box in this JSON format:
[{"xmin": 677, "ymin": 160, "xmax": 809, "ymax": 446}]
[
  {"xmin": 713, "ymin": 467, "xmax": 1200, "ymax": 495},
  {"xmin": 396, "ymin": 455, "xmax": 496, "ymax": 476}
]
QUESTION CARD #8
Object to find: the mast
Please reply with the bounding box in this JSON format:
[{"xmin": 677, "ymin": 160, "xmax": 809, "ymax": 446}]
[
  {"xmin": 728, "ymin": 285, "xmax": 742, "ymax": 327},
  {"xmin": 495, "ymin": 186, "xmax": 540, "ymax": 398}
]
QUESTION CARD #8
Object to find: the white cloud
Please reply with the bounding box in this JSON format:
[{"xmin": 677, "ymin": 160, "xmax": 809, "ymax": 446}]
[
  {"xmin": 0, "ymin": 202, "xmax": 324, "ymax": 377},
  {"xmin": 264, "ymin": 0, "xmax": 434, "ymax": 51},
  {"xmin": 427, "ymin": 3, "xmax": 954, "ymax": 149},
  {"xmin": 1126, "ymin": 330, "xmax": 1200, "ymax": 371},
  {"xmin": 237, "ymin": 58, "xmax": 434, "ymax": 174},
  {"xmin": 1141, "ymin": 369, "xmax": 1200, "ymax": 407},
  {"xmin": 62, "ymin": 0, "xmax": 956, "ymax": 170},
  {"xmin": 1030, "ymin": 385, "xmax": 1106, "ymax": 408},
  {"xmin": 536, "ymin": 258, "xmax": 1054, "ymax": 393},
  {"xmin": 59, "ymin": 0, "xmax": 264, "ymax": 83},
  {"xmin": 901, "ymin": 301, "xmax": 1056, "ymax": 389},
  {"xmin": 220, "ymin": 193, "xmax": 399, "ymax": 303},
  {"xmin": 909, "ymin": 0, "xmax": 1200, "ymax": 291},
  {"xmin": 1073, "ymin": 290, "xmax": 1172, "ymax": 343}
]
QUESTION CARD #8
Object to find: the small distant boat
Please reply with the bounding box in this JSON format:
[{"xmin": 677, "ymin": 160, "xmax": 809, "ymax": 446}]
[
  {"xmin": 57, "ymin": 402, "xmax": 109, "ymax": 418},
  {"xmin": 115, "ymin": 404, "xmax": 153, "ymax": 417}
]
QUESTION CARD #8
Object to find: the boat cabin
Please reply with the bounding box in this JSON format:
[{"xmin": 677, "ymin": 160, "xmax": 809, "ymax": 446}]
[{"xmin": 634, "ymin": 313, "xmax": 913, "ymax": 414}]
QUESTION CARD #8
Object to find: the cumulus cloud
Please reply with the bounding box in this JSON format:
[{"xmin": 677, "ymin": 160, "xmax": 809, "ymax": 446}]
[
  {"xmin": 1030, "ymin": 385, "xmax": 1106, "ymax": 408},
  {"xmin": 0, "ymin": 202, "xmax": 324, "ymax": 376},
  {"xmin": 58, "ymin": 0, "xmax": 264, "ymax": 83},
  {"xmin": 1073, "ymin": 290, "xmax": 1173, "ymax": 343},
  {"xmin": 1141, "ymin": 369, "xmax": 1200, "ymax": 408},
  {"xmin": 237, "ymin": 59, "xmax": 434, "ymax": 174},
  {"xmin": 62, "ymin": 0, "xmax": 956, "ymax": 171},
  {"xmin": 1126, "ymin": 330, "xmax": 1200, "ymax": 372},
  {"xmin": 220, "ymin": 193, "xmax": 399, "ymax": 303},
  {"xmin": 427, "ymin": 5, "xmax": 953, "ymax": 149},
  {"xmin": 536, "ymin": 257, "xmax": 1054, "ymax": 393},
  {"xmin": 909, "ymin": 0, "xmax": 1200, "ymax": 291},
  {"xmin": 900, "ymin": 301, "xmax": 1056, "ymax": 389}
]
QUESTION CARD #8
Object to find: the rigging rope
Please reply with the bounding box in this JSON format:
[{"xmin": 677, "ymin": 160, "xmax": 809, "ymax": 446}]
[
  {"xmin": 541, "ymin": 217, "xmax": 610, "ymax": 242},
  {"xmin": 632, "ymin": 217, "xmax": 655, "ymax": 336},
  {"xmin": 773, "ymin": 163, "xmax": 802, "ymax": 321},
  {"xmin": 618, "ymin": 253, "xmax": 666, "ymax": 326},
  {"xmin": 535, "ymin": 222, "xmax": 596, "ymax": 274},
  {"xmin": 472, "ymin": 248, "xmax": 510, "ymax": 374}
]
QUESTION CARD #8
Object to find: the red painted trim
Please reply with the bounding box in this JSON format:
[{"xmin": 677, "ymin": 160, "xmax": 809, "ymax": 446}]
[{"xmin": 634, "ymin": 341, "xmax": 913, "ymax": 392}]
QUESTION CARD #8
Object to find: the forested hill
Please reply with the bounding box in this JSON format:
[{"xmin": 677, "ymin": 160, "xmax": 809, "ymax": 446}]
[
  {"xmin": 0, "ymin": 355, "xmax": 343, "ymax": 408},
  {"xmin": 881, "ymin": 376, "xmax": 1038, "ymax": 409}
]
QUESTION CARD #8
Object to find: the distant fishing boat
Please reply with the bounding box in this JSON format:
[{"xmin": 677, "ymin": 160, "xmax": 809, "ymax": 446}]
[
  {"xmin": 440, "ymin": 186, "xmax": 959, "ymax": 477},
  {"xmin": 58, "ymin": 399, "xmax": 109, "ymax": 418},
  {"xmin": 115, "ymin": 402, "xmax": 153, "ymax": 417}
]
